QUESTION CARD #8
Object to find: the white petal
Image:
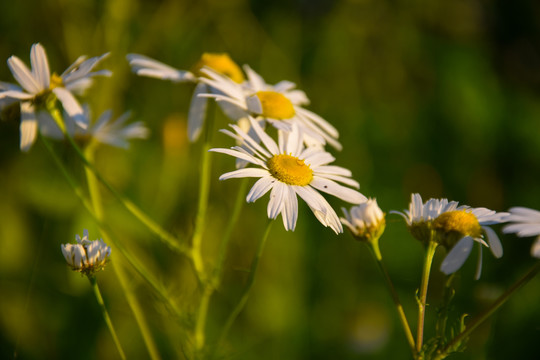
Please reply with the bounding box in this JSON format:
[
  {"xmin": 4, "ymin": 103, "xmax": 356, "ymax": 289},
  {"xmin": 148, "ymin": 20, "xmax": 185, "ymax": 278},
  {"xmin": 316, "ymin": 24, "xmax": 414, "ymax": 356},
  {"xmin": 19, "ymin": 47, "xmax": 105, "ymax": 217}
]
[
  {"xmin": 482, "ymin": 226, "xmax": 503, "ymax": 258},
  {"xmin": 440, "ymin": 236, "xmax": 474, "ymax": 275},
  {"xmin": 246, "ymin": 176, "xmax": 275, "ymax": 203},
  {"xmin": 281, "ymin": 185, "xmax": 298, "ymax": 231},
  {"xmin": 52, "ymin": 87, "xmax": 86, "ymax": 129},
  {"xmin": 219, "ymin": 167, "xmax": 268, "ymax": 181},
  {"xmin": 248, "ymin": 116, "xmax": 280, "ymax": 155},
  {"xmin": 310, "ymin": 177, "xmax": 366, "ymax": 204},
  {"xmin": 30, "ymin": 43, "xmax": 50, "ymax": 89},
  {"xmin": 503, "ymin": 223, "xmax": 540, "ymax": 237},
  {"xmin": 188, "ymin": 82, "xmax": 209, "ymax": 142},
  {"xmin": 126, "ymin": 53, "xmax": 194, "ymax": 82},
  {"xmin": 0, "ymin": 90, "xmax": 34, "ymax": 100},
  {"xmin": 210, "ymin": 148, "xmax": 262, "ymax": 166},
  {"xmin": 267, "ymin": 182, "xmax": 286, "ymax": 220},
  {"xmin": 7, "ymin": 56, "xmax": 41, "ymax": 94},
  {"xmin": 19, "ymin": 102, "xmax": 38, "ymax": 152},
  {"xmin": 475, "ymin": 242, "xmax": 483, "ymax": 280}
]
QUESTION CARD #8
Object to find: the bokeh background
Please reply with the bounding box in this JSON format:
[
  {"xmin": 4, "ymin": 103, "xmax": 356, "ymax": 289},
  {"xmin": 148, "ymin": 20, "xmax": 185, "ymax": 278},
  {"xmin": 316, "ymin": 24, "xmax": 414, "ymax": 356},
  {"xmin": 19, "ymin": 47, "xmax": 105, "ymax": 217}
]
[{"xmin": 1, "ymin": 0, "xmax": 540, "ymax": 359}]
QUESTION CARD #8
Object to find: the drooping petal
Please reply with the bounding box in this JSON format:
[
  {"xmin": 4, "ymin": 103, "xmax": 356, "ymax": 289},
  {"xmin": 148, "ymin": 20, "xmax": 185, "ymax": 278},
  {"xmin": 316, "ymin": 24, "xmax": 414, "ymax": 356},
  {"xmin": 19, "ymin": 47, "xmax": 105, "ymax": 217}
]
[
  {"xmin": 52, "ymin": 87, "xmax": 86, "ymax": 129},
  {"xmin": 246, "ymin": 176, "xmax": 275, "ymax": 203},
  {"xmin": 440, "ymin": 236, "xmax": 474, "ymax": 275},
  {"xmin": 188, "ymin": 82, "xmax": 209, "ymax": 142},
  {"xmin": 482, "ymin": 225, "xmax": 503, "ymax": 258},
  {"xmin": 19, "ymin": 102, "xmax": 38, "ymax": 152},
  {"xmin": 267, "ymin": 182, "xmax": 286, "ymax": 220}
]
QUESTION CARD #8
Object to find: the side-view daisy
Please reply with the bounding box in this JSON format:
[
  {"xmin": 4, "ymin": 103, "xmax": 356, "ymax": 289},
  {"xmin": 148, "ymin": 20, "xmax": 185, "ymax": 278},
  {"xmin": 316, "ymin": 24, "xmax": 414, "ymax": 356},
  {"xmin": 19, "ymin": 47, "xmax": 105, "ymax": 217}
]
[
  {"xmin": 199, "ymin": 66, "xmax": 342, "ymax": 150},
  {"xmin": 210, "ymin": 116, "xmax": 365, "ymax": 233},
  {"xmin": 341, "ymin": 198, "xmax": 386, "ymax": 243},
  {"xmin": 61, "ymin": 229, "xmax": 111, "ymax": 276},
  {"xmin": 391, "ymin": 193, "xmax": 461, "ymax": 244},
  {"xmin": 392, "ymin": 193, "xmax": 508, "ymax": 279},
  {"xmin": 502, "ymin": 207, "xmax": 540, "ymax": 258},
  {"xmin": 126, "ymin": 52, "xmax": 245, "ymax": 142},
  {"xmin": 0, "ymin": 43, "xmax": 110, "ymax": 151},
  {"xmin": 40, "ymin": 105, "xmax": 149, "ymax": 149}
]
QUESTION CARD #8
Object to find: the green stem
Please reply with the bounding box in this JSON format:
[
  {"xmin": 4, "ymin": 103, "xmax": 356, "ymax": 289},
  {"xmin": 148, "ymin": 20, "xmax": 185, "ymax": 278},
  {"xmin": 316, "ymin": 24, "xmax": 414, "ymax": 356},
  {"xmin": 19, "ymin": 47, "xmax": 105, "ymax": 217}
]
[
  {"xmin": 193, "ymin": 178, "xmax": 248, "ymax": 354},
  {"xmin": 433, "ymin": 261, "xmax": 540, "ymax": 360},
  {"xmin": 366, "ymin": 241, "xmax": 416, "ymax": 356},
  {"xmin": 215, "ymin": 220, "xmax": 274, "ymax": 351},
  {"xmin": 89, "ymin": 276, "xmax": 126, "ymax": 360},
  {"xmin": 41, "ymin": 135, "xmax": 187, "ymax": 324},
  {"xmin": 191, "ymin": 142, "xmax": 212, "ymax": 286},
  {"xmin": 416, "ymin": 240, "xmax": 438, "ymax": 354},
  {"xmin": 84, "ymin": 144, "xmax": 161, "ymax": 360},
  {"xmin": 46, "ymin": 104, "xmax": 190, "ymax": 256}
]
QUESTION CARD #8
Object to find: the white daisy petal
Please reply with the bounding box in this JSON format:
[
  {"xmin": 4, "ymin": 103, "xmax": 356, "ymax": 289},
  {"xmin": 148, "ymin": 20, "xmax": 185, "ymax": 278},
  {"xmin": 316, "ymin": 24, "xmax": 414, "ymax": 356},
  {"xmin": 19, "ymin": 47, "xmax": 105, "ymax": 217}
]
[
  {"xmin": 310, "ymin": 177, "xmax": 366, "ymax": 204},
  {"xmin": 7, "ymin": 55, "xmax": 42, "ymax": 94},
  {"xmin": 52, "ymin": 87, "xmax": 86, "ymax": 128},
  {"xmin": 30, "ymin": 43, "xmax": 50, "ymax": 90},
  {"xmin": 246, "ymin": 176, "xmax": 275, "ymax": 203},
  {"xmin": 19, "ymin": 102, "xmax": 38, "ymax": 152},
  {"xmin": 268, "ymin": 182, "xmax": 285, "ymax": 220},
  {"xmin": 475, "ymin": 242, "xmax": 483, "ymax": 280},
  {"xmin": 219, "ymin": 168, "xmax": 268, "ymax": 181},
  {"xmin": 482, "ymin": 225, "xmax": 503, "ymax": 258},
  {"xmin": 441, "ymin": 236, "xmax": 474, "ymax": 275},
  {"xmin": 188, "ymin": 82, "xmax": 209, "ymax": 142}
]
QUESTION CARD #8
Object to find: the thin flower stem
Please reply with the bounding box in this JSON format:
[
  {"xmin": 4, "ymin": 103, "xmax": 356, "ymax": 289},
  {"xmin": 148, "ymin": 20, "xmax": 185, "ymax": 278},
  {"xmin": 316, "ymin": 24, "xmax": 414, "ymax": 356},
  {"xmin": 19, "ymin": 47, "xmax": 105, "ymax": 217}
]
[
  {"xmin": 41, "ymin": 135, "xmax": 187, "ymax": 324},
  {"xmin": 193, "ymin": 178, "xmax": 248, "ymax": 353},
  {"xmin": 191, "ymin": 142, "xmax": 212, "ymax": 286},
  {"xmin": 191, "ymin": 100, "xmax": 217, "ymax": 286},
  {"xmin": 366, "ymin": 241, "xmax": 416, "ymax": 356},
  {"xmin": 433, "ymin": 261, "xmax": 540, "ymax": 360},
  {"xmin": 84, "ymin": 144, "xmax": 161, "ymax": 360},
  {"xmin": 416, "ymin": 240, "xmax": 438, "ymax": 354},
  {"xmin": 89, "ymin": 275, "xmax": 126, "ymax": 360},
  {"xmin": 215, "ymin": 220, "xmax": 274, "ymax": 352},
  {"xmin": 46, "ymin": 104, "xmax": 190, "ymax": 257}
]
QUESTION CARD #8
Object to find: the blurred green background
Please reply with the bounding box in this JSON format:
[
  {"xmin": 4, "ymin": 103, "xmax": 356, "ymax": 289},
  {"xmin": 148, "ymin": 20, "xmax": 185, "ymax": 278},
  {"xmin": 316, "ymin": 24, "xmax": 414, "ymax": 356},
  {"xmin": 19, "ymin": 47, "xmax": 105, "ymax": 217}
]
[{"xmin": 1, "ymin": 0, "xmax": 539, "ymax": 359}]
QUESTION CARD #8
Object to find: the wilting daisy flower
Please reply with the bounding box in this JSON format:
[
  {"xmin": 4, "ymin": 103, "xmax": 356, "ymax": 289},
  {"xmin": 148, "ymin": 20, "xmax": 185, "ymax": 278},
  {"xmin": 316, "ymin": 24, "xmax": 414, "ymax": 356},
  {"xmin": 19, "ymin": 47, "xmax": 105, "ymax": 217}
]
[
  {"xmin": 40, "ymin": 106, "xmax": 149, "ymax": 148},
  {"xmin": 61, "ymin": 229, "xmax": 111, "ymax": 276},
  {"xmin": 126, "ymin": 52, "xmax": 245, "ymax": 142},
  {"xmin": 0, "ymin": 43, "xmax": 110, "ymax": 151},
  {"xmin": 393, "ymin": 193, "xmax": 508, "ymax": 278},
  {"xmin": 199, "ymin": 66, "xmax": 342, "ymax": 150},
  {"xmin": 391, "ymin": 193, "xmax": 461, "ymax": 244},
  {"xmin": 433, "ymin": 207, "xmax": 507, "ymax": 279},
  {"xmin": 341, "ymin": 199, "xmax": 385, "ymax": 243},
  {"xmin": 503, "ymin": 207, "xmax": 540, "ymax": 258},
  {"xmin": 210, "ymin": 116, "xmax": 365, "ymax": 233}
]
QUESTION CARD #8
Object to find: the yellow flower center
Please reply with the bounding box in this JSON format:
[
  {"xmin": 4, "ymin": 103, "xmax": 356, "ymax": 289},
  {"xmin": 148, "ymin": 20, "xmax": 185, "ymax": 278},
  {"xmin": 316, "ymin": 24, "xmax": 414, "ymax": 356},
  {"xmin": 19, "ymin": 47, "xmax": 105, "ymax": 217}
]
[
  {"xmin": 192, "ymin": 53, "xmax": 245, "ymax": 83},
  {"xmin": 255, "ymin": 91, "xmax": 295, "ymax": 119},
  {"xmin": 50, "ymin": 73, "xmax": 63, "ymax": 89},
  {"xmin": 267, "ymin": 154, "xmax": 313, "ymax": 186},
  {"xmin": 432, "ymin": 210, "xmax": 482, "ymax": 248}
]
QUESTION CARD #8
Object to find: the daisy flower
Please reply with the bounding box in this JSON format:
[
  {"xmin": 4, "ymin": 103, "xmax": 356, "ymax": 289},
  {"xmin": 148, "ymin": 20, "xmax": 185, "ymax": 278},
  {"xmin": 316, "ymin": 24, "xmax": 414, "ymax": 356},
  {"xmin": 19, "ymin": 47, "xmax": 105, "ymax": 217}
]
[
  {"xmin": 391, "ymin": 193, "xmax": 461, "ymax": 244},
  {"xmin": 502, "ymin": 207, "xmax": 540, "ymax": 258},
  {"xmin": 40, "ymin": 106, "xmax": 149, "ymax": 149},
  {"xmin": 61, "ymin": 229, "xmax": 111, "ymax": 276},
  {"xmin": 341, "ymin": 198, "xmax": 386, "ymax": 243},
  {"xmin": 393, "ymin": 193, "xmax": 508, "ymax": 279},
  {"xmin": 0, "ymin": 43, "xmax": 110, "ymax": 151},
  {"xmin": 126, "ymin": 52, "xmax": 245, "ymax": 142},
  {"xmin": 210, "ymin": 116, "xmax": 366, "ymax": 233},
  {"xmin": 199, "ymin": 65, "xmax": 342, "ymax": 150}
]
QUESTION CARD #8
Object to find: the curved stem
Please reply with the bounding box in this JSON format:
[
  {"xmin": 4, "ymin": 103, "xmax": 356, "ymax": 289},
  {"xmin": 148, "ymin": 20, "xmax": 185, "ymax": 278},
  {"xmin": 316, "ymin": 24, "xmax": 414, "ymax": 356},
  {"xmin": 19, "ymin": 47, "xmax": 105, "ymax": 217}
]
[
  {"xmin": 89, "ymin": 276, "xmax": 126, "ymax": 360},
  {"xmin": 193, "ymin": 178, "xmax": 248, "ymax": 353},
  {"xmin": 46, "ymin": 104, "xmax": 190, "ymax": 257},
  {"xmin": 416, "ymin": 240, "xmax": 438, "ymax": 354},
  {"xmin": 433, "ymin": 261, "xmax": 540, "ymax": 360},
  {"xmin": 366, "ymin": 241, "xmax": 416, "ymax": 356},
  {"xmin": 215, "ymin": 220, "xmax": 274, "ymax": 351},
  {"xmin": 85, "ymin": 144, "xmax": 161, "ymax": 360},
  {"xmin": 41, "ymin": 135, "xmax": 187, "ymax": 324}
]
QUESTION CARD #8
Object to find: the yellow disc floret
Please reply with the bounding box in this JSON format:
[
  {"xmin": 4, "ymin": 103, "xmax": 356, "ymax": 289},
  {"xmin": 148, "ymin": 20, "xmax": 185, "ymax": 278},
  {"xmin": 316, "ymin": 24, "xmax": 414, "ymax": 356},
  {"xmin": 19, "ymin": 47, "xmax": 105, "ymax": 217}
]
[
  {"xmin": 267, "ymin": 154, "xmax": 313, "ymax": 186},
  {"xmin": 192, "ymin": 53, "xmax": 245, "ymax": 83},
  {"xmin": 433, "ymin": 210, "xmax": 482, "ymax": 248},
  {"xmin": 50, "ymin": 73, "xmax": 64, "ymax": 89},
  {"xmin": 255, "ymin": 91, "xmax": 295, "ymax": 119}
]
